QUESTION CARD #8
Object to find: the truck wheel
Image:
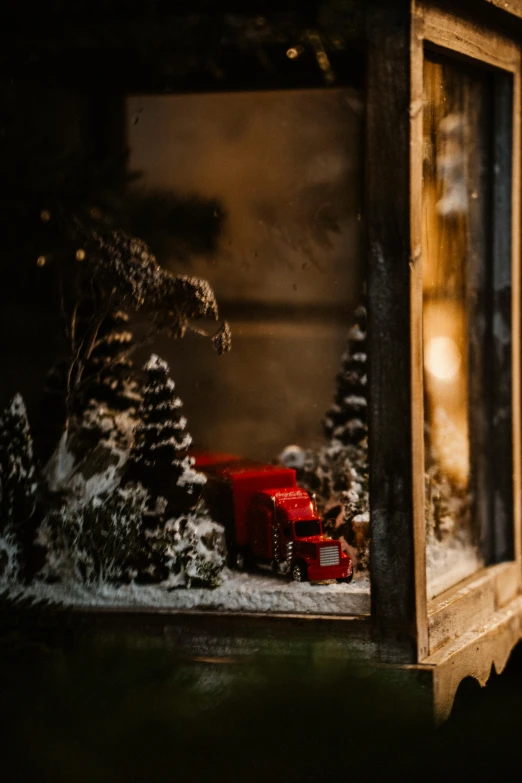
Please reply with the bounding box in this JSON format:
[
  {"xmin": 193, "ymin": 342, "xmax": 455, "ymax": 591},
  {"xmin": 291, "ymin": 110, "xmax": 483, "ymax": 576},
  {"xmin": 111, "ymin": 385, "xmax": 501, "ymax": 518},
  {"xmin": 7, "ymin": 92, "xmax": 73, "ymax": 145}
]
[
  {"xmin": 291, "ymin": 562, "xmax": 307, "ymax": 583},
  {"xmin": 337, "ymin": 574, "xmax": 353, "ymax": 584}
]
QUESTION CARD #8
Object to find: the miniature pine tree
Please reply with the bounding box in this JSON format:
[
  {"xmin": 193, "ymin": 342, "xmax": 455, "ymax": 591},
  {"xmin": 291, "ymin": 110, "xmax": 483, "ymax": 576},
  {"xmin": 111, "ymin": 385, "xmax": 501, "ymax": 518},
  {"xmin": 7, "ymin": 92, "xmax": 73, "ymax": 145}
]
[
  {"xmin": 165, "ymin": 512, "xmax": 226, "ymax": 588},
  {"xmin": 0, "ymin": 394, "xmax": 38, "ymax": 533},
  {"xmin": 38, "ymin": 311, "xmax": 141, "ymax": 462},
  {"xmin": 323, "ymin": 304, "xmax": 368, "ymax": 446},
  {"xmin": 0, "ymin": 394, "xmax": 38, "ymax": 580},
  {"xmin": 128, "ymin": 354, "xmax": 205, "ymax": 512},
  {"xmin": 79, "ymin": 310, "xmax": 141, "ymax": 414},
  {"xmin": 38, "ymin": 484, "xmax": 147, "ymax": 584}
]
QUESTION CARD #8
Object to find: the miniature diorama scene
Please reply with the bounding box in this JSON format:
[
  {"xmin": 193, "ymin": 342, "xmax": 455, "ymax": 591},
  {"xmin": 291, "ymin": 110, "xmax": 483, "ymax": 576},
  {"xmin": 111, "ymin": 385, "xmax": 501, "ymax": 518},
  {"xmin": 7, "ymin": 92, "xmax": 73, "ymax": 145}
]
[
  {"xmin": 0, "ymin": 82, "xmax": 370, "ymax": 615},
  {"xmin": 422, "ymin": 53, "xmax": 513, "ymax": 598}
]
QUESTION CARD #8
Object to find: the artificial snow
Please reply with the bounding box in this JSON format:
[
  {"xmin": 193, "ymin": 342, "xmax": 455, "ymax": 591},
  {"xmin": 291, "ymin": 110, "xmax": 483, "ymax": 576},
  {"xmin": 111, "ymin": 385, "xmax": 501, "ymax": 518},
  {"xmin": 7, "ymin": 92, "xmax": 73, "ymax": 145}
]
[
  {"xmin": 278, "ymin": 445, "xmax": 306, "ymax": 470},
  {"xmin": 53, "ymin": 406, "xmax": 137, "ymax": 500},
  {"xmin": 144, "ymin": 353, "xmax": 167, "ymax": 372},
  {"xmin": 426, "ymin": 539, "xmax": 482, "ymax": 600},
  {"xmin": 177, "ymin": 466, "xmax": 206, "ymax": 488},
  {"xmin": 23, "ymin": 571, "xmax": 370, "ymax": 616}
]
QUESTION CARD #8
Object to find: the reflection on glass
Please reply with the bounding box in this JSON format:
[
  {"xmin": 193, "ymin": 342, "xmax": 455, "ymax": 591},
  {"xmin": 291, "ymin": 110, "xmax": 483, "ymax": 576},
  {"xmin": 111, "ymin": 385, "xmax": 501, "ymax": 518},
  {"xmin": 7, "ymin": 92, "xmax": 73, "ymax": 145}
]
[
  {"xmin": 126, "ymin": 88, "xmax": 364, "ymax": 461},
  {"xmin": 423, "ymin": 55, "xmax": 492, "ymax": 597}
]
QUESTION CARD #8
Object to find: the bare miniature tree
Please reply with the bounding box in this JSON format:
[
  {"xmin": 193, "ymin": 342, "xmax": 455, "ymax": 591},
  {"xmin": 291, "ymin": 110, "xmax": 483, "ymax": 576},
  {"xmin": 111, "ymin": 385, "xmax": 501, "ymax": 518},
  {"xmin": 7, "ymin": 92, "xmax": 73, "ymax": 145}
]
[{"xmin": 38, "ymin": 212, "xmax": 230, "ymax": 429}]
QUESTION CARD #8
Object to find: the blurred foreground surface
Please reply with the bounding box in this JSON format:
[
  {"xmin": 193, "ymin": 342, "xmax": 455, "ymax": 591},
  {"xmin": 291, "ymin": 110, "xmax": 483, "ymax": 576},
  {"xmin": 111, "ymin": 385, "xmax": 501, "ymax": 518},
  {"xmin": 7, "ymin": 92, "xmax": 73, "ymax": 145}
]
[{"xmin": 2, "ymin": 620, "xmax": 522, "ymax": 783}]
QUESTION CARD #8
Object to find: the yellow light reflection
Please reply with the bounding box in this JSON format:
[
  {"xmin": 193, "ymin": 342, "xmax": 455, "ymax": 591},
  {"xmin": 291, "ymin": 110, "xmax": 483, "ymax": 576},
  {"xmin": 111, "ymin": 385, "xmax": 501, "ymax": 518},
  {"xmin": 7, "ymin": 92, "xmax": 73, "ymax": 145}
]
[
  {"xmin": 425, "ymin": 336, "xmax": 462, "ymax": 381},
  {"xmin": 423, "ymin": 301, "xmax": 469, "ymax": 487}
]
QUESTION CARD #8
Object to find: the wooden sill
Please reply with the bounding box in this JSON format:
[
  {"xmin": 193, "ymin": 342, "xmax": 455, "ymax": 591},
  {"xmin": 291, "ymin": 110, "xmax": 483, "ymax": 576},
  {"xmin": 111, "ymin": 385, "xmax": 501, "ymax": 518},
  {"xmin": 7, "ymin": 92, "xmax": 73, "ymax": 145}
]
[
  {"xmin": 427, "ymin": 561, "xmax": 520, "ymax": 655},
  {"xmin": 419, "ymin": 592, "xmax": 522, "ymax": 722}
]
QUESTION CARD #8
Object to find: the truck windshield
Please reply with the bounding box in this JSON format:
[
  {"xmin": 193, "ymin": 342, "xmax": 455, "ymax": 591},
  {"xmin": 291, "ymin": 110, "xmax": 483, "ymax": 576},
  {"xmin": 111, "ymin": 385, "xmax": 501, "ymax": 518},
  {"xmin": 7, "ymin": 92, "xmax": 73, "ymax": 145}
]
[{"xmin": 294, "ymin": 520, "xmax": 321, "ymax": 538}]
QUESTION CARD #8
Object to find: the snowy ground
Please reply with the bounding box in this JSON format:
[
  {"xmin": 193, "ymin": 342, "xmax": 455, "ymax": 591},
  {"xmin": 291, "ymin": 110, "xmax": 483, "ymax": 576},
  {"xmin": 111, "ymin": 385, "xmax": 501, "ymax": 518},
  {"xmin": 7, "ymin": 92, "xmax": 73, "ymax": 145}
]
[
  {"xmin": 426, "ymin": 540, "xmax": 482, "ymax": 600},
  {"xmin": 22, "ymin": 570, "xmax": 371, "ymax": 616},
  {"xmin": 10, "ymin": 542, "xmax": 483, "ymax": 614}
]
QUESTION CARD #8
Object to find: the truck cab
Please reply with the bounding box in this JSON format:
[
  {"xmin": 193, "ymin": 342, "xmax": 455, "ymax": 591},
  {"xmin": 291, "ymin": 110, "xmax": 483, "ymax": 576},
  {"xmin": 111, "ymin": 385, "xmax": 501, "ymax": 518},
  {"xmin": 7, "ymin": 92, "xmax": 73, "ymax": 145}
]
[{"xmin": 249, "ymin": 488, "xmax": 352, "ymax": 582}]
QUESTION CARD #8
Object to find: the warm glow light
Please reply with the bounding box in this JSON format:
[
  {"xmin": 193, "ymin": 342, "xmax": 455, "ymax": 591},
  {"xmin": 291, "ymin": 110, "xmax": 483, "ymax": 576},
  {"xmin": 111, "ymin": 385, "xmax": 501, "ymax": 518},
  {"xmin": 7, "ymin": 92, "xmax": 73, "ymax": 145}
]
[
  {"xmin": 286, "ymin": 47, "xmax": 299, "ymax": 59},
  {"xmin": 40, "ymin": 209, "xmax": 51, "ymax": 222},
  {"xmin": 425, "ymin": 336, "xmax": 462, "ymax": 381},
  {"xmin": 36, "ymin": 255, "xmax": 46, "ymax": 267},
  {"xmin": 76, "ymin": 249, "xmax": 86, "ymax": 261}
]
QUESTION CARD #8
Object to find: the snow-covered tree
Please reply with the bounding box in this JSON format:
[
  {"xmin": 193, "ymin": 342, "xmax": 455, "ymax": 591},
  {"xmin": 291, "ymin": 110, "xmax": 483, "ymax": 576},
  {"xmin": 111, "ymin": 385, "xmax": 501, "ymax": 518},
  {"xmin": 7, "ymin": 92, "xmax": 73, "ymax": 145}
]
[
  {"xmin": 41, "ymin": 310, "xmax": 142, "ymax": 466},
  {"xmin": 124, "ymin": 355, "xmax": 213, "ymax": 582},
  {"xmin": 0, "ymin": 395, "xmax": 38, "ymax": 581},
  {"xmin": 0, "ymin": 394, "xmax": 38, "ymax": 530},
  {"xmin": 79, "ymin": 309, "xmax": 141, "ymax": 414},
  {"xmin": 164, "ymin": 511, "xmax": 226, "ymax": 588},
  {"xmin": 278, "ymin": 303, "xmax": 370, "ymax": 572},
  {"xmin": 40, "ymin": 352, "xmax": 225, "ymax": 588},
  {"xmin": 38, "ymin": 484, "xmax": 147, "ymax": 584},
  {"xmin": 128, "ymin": 354, "xmax": 205, "ymax": 511},
  {"xmin": 323, "ymin": 304, "xmax": 368, "ymax": 446}
]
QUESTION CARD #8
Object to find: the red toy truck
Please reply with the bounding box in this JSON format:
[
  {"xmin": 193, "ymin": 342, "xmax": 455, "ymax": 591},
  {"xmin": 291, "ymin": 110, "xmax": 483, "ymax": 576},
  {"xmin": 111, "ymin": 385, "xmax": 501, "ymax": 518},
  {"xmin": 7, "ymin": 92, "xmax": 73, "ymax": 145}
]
[{"xmin": 194, "ymin": 452, "xmax": 353, "ymax": 583}]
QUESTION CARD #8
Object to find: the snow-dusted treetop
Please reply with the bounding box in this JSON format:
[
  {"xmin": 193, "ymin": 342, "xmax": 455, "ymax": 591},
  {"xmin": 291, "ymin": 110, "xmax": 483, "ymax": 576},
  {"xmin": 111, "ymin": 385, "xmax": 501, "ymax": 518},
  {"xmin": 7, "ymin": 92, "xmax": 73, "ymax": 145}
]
[
  {"xmin": 324, "ymin": 302, "xmax": 368, "ymax": 446},
  {"xmin": 6, "ymin": 393, "xmax": 29, "ymax": 422},
  {"xmin": 143, "ymin": 354, "xmax": 169, "ymax": 374},
  {"xmin": 0, "ymin": 393, "xmax": 35, "ymax": 468},
  {"xmin": 130, "ymin": 353, "xmax": 194, "ymax": 475}
]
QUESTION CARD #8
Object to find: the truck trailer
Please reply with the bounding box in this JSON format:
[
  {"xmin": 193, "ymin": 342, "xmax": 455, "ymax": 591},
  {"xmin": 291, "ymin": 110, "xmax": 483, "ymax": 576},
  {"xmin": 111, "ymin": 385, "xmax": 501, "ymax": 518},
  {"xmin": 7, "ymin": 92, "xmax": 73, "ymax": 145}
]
[{"xmin": 194, "ymin": 452, "xmax": 353, "ymax": 583}]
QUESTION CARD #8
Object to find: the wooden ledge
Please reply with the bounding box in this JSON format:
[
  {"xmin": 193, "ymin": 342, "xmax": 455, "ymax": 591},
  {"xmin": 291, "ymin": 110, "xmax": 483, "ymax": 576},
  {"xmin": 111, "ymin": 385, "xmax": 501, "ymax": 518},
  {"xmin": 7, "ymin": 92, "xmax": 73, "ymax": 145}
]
[
  {"xmin": 427, "ymin": 562, "xmax": 520, "ymax": 654},
  {"xmin": 419, "ymin": 593, "xmax": 522, "ymax": 723},
  {"xmin": 71, "ymin": 589, "xmax": 522, "ymax": 724},
  {"xmin": 72, "ymin": 606, "xmax": 378, "ymax": 661}
]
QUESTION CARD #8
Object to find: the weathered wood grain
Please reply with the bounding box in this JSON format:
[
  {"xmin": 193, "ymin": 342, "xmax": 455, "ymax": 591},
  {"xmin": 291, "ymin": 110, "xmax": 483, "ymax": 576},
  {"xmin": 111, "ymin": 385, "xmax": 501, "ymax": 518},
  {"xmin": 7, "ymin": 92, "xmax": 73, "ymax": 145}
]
[
  {"xmin": 423, "ymin": 2, "xmax": 519, "ymax": 72},
  {"xmin": 366, "ymin": 0, "xmax": 428, "ymax": 664},
  {"xmin": 410, "ymin": 1, "xmax": 429, "ymax": 663},
  {"xmin": 510, "ymin": 43, "xmax": 522, "ymax": 588},
  {"xmin": 71, "ymin": 608, "xmax": 379, "ymax": 661},
  {"xmin": 489, "ymin": 72, "xmax": 516, "ymax": 564},
  {"xmin": 427, "ymin": 562, "xmax": 519, "ymax": 653},
  {"xmin": 424, "ymin": 594, "xmax": 522, "ymax": 723}
]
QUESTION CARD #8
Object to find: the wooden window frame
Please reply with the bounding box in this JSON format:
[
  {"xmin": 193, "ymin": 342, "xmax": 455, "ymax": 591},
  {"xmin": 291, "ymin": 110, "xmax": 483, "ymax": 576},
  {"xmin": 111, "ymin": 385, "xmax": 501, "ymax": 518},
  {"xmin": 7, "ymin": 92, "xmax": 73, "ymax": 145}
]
[
  {"xmin": 367, "ymin": 0, "xmax": 521, "ymax": 664},
  {"xmin": 417, "ymin": 2, "xmax": 522, "ymax": 654}
]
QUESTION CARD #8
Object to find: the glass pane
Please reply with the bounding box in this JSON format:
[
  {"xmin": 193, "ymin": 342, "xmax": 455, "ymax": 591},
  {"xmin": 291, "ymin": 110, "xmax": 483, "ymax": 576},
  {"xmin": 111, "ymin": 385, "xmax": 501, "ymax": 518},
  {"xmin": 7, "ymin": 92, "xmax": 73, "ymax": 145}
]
[
  {"xmin": 124, "ymin": 87, "xmax": 369, "ymax": 611},
  {"xmin": 423, "ymin": 55, "xmax": 494, "ymax": 597},
  {"xmin": 126, "ymin": 88, "xmax": 364, "ymax": 460}
]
